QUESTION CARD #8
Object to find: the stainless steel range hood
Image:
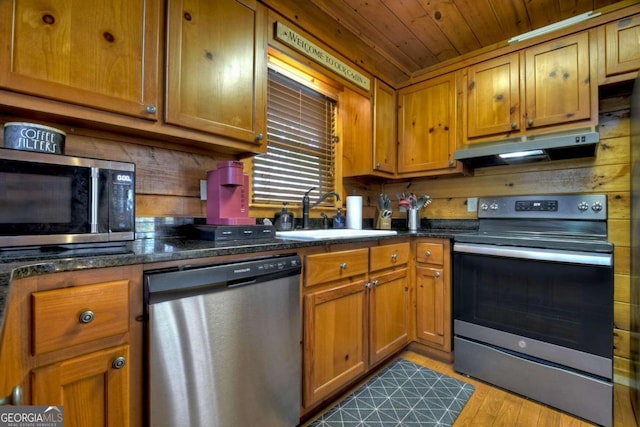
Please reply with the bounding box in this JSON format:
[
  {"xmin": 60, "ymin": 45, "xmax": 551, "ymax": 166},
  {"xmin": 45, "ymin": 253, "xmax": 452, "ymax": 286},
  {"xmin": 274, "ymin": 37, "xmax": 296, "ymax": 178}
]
[{"xmin": 454, "ymin": 129, "xmax": 599, "ymax": 168}]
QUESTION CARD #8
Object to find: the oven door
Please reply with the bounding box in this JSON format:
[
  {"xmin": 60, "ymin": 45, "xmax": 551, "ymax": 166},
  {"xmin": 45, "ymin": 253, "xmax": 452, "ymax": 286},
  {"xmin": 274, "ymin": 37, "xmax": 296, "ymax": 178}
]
[{"xmin": 453, "ymin": 243, "xmax": 614, "ymax": 360}]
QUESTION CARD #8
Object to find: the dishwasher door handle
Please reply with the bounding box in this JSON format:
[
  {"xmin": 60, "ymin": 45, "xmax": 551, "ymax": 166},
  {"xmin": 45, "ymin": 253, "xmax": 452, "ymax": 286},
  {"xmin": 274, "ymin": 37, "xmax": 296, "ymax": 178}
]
[{"xmin": 227, "ymin": 278, "xmax": 257, "ymax": 288}]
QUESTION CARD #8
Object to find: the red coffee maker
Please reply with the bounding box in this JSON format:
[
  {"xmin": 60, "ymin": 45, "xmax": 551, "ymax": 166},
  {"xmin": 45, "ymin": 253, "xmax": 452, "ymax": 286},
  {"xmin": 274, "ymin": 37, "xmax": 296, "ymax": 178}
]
[{"xmin": 206, "ymin": 161, "xmax": 254, "ymax": 225}]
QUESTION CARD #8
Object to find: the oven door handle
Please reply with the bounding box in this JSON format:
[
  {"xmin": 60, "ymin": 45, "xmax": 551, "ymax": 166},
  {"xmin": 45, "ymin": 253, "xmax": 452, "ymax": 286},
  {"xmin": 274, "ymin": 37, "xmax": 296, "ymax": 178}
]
[{"xmin": 453, "ymin": 243, "xmax": 613, "ymax": 267}]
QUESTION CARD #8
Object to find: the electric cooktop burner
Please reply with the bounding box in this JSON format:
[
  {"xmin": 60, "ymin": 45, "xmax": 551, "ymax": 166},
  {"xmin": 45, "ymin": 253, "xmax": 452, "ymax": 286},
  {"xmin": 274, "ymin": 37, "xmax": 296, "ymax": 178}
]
[{"xmin": 454, "ymin": 194, "xmax": 612, "ymax": 253}]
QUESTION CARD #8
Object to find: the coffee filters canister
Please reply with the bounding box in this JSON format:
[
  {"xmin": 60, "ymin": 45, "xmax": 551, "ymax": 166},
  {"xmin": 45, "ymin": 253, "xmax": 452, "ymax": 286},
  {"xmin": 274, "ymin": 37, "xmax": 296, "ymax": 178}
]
[{"xmin": 346, "ymin": 196, "xmax": 363, "ymax": 229}]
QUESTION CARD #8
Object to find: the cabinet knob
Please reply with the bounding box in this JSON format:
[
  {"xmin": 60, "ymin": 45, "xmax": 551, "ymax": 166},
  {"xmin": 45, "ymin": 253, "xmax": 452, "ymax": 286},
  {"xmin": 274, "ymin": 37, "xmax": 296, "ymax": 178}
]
[
  {"xmin": 365, "ymin": 282, "xmax": 371, "ymax": 289},
  {"xmin": 340, "ymin": 262, "xmax": 348, "ymax": 270},
  {"xmin": 425, "ymin": 250, "xmax": 431, "ymax": 257},
  {"xmin": 435, "ymin": 271, "xmax": 441, "ymax": 278},
  {"xmin": 373, "ymin": 279, "xmax": 380, "ymax": 287},
  {"xmin": 391, "ymin": 253, "xmax": 398, "ymax": 262},
  {"xmin": 256, "ymin": 133, "xmax": 264, "ymax": 141},
  {"xmin": 146, "ymin": 105, "xmax": 157, "ymax": 114},
  {"xmin": 112, "ymin": 357, "xmax": 127, "ymax": 370},
  {"xmin": 527, "ymin": 119, "xmax": 534, "ymax": 127},
  {"xmin": 0, "ymin": 385, "xmax": 22, "ymax": 406},
  {"xmin": 511, "ymin": 122, "xmax": 518, "ymax": 129},
  {"xmin": 79, "ymin": 310, "xmax": 95, "ymax": 324},
  {"xmin": 375, "ymin": 162, "xmax": 381, "ymax": 169}
]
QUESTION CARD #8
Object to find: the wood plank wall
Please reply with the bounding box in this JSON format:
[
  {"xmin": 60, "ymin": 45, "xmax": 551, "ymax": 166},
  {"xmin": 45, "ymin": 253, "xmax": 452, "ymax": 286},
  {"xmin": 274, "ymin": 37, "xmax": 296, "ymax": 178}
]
[{"xmin": 345, "ymin": 86, "xmax": 635, "ymax": 385}]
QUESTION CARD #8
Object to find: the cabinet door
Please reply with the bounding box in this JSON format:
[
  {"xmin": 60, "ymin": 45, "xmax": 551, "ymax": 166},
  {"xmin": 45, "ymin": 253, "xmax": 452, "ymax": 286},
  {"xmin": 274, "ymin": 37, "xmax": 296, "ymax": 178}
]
[
  {"xmin": 605, "ymin": 14, "xmax": 640, "ymax": 77},
  {"xmin": 415, "ymin": 265, "xmax": 450, "ymax": 351},
  {"xmin": 397, "ymin": 73, "xmax": 456, "ymax": 173},
  {"xmin": 166, "ymin": 0, "xmax": 267, "ymax": 145},
  {"xmin": 369, "ymin": 268, "xmax": 409, "ymax": 365},
  {"xmin": 524, "ymin": 32, "xmax": 592, "ymax": 129},
  {"xmin": 373, "ymin": 79, "xmax": 397, "ymax": 174},
  {"xmin": 0, "ymin": 0, "xmax": 160, "ymax": 120},
  {"xmin": 342, "ymin": 86, "xmax": 373, "ymax": 177},
  {"xmin": 466, "ymin": 53, "xmax": 520, "ymax": 139},
  {"xmin": 32, "ymin": 345, "xmax": 130, "ymax": 427},
  {"xmin": 303, "ymin": 281, "xmax": 367, "ymax": 407}
]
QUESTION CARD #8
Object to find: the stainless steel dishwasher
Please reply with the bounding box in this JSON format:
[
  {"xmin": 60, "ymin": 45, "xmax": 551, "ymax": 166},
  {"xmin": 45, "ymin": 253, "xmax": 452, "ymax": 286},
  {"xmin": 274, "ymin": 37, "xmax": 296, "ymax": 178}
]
[{"xmin": 144, "ymin": 254, "xmax": 302, "ymax": 427}]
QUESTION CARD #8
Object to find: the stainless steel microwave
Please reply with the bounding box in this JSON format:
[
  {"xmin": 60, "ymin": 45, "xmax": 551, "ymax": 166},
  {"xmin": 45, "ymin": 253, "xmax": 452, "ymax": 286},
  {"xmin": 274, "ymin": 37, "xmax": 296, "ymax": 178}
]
[{"xmin": 0, "ymin": 148, "xmax": 135, "ymax": 248}]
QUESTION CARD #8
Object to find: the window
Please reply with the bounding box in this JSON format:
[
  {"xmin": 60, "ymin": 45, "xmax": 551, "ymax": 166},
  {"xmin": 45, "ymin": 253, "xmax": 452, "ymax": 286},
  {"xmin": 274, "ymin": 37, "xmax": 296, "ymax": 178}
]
[{"xmin": 253, "ymin": 68, "xmax": 337, "ymax": 206}]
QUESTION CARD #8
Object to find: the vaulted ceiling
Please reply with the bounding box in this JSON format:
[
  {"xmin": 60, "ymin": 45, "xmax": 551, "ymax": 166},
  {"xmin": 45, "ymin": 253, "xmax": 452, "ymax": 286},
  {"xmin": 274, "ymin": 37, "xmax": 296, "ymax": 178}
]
[{"xmin": 261, "ymin": 0, "xmax": 629, "ymax": 86}]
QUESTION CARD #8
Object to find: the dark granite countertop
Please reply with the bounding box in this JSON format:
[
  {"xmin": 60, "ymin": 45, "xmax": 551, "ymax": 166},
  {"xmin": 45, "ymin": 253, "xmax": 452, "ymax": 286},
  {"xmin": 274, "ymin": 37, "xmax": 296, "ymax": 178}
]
[{"xmin": 0, "ymin": 219, "xmax": 477, "ymax": 333}]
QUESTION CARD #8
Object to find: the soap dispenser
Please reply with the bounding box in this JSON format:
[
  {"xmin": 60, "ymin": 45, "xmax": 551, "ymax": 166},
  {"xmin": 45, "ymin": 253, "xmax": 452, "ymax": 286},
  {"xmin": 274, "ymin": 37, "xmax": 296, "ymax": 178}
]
[
  {"xmin": 274, "ymin": 202, "xmax": 294, "ymax": 231},
  {"xmin": 333, "ymin": 208, "xmax": 345, "ymax": 229}
]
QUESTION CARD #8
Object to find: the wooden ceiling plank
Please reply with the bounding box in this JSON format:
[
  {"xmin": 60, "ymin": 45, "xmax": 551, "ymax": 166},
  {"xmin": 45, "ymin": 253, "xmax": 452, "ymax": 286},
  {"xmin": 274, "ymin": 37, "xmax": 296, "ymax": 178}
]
[
  {"xmin": 310, "ymin": 0, "xmax": 423, "ymax": 74},
  {"xmin": 382, "ymin": 0, "xmax": 459, "ymax": 63},
  {"xmin": 336, "ymin": 0, "xmax": 439, "ymax": 69},
  {"xmin": 261, "ymin": 0, "xmax": 412, "ymax": 85},
  {"xmin": 452, "ymin": 0, "xmax": 509, "ymax": 45},
  {"xmin": 489, "ymin": 0, "xmax": 533, "ymax": 39},
  {"xmin": 524, "ymin": 0, "xmax": 562, "ymax": 29},
  {"xmin": 559, "ymin": 0, "xmax": 595, "ymax": 19},
  {"xmin": 416, "ymin": 0, "xmax": 483, "ymax": 54}
]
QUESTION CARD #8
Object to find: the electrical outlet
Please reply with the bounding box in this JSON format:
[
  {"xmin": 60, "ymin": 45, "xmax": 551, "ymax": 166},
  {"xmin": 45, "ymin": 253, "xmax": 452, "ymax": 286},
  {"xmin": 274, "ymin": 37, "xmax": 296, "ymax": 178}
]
[
  {"xmin": 200, "ymin": 180, "xmax": 207, "ymax": 201},
  {"xmin": 467, "ymin": 197, "xmax": 478, "ymax": 212}
]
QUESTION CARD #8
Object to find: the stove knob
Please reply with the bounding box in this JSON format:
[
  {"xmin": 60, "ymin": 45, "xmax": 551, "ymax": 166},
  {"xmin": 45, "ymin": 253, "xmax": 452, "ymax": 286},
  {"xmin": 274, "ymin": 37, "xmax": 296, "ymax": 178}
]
[
  {"xmin": 480, "ymin": 203, "xmax": 489, "ymax": 211},
  {"xmin": 592, "ymin": 201, "xmax": 603, "ymax": 212},
  {"xmin": 490, "ymin": 203, "xmax": 499, "ymax": 210},
  {"xmin": 578, "ymin": 201, "xmax": 589, "ymax": 211}
]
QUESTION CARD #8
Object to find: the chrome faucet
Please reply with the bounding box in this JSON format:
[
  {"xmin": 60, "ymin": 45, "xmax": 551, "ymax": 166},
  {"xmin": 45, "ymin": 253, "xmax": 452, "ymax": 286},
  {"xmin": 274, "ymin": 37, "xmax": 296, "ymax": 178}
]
[{"xmin": 302, "ymin": 187, "xmax": 341, "ymax": 229}]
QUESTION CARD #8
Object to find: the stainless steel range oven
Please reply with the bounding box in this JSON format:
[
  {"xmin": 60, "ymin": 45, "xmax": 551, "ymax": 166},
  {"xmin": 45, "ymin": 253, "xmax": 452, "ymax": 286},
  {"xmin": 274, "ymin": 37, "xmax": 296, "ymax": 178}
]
[{"xmin": 453, "ymin": 194, "xmax": 614, "ymax": 427}]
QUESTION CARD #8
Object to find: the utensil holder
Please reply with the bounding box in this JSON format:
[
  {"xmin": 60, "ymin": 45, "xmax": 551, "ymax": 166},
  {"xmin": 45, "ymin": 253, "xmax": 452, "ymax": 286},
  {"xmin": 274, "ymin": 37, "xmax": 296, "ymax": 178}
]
[
  {"xmin": 376, "ymin": 210, "xmax": 392, "ymax": 230},
  {"xmin": 407, "ymin": 208, "xmax": 420, "ymax": 231}
]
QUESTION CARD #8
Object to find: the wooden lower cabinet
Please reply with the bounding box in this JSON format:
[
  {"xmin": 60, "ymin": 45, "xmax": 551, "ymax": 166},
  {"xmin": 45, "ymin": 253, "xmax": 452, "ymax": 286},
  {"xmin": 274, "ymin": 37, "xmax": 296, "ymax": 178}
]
[
  {"xmin": 32, "ymin": 345, "xmax": 130, "ymax": 427},
  {"xmin": 0, "ymin": 265, "xmax": 142, "ymax": 427},
  {"xmin": 414, "ymin": 239, "xmax": 452, "ymax": 353},
  {"xmin": 302, "ymin": 242, "xmax": 410, "ymax": 410},
  {"xmin": 303, "ymin": 280, "xmax": 368, "ymax": 407}
]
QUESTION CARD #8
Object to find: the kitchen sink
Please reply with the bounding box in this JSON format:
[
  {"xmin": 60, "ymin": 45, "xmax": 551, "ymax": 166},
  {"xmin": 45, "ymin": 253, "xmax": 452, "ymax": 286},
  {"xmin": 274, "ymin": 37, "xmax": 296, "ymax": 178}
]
[{"xmin": 276, "ymin": 229, "xmax": 398, "ymax": 241}]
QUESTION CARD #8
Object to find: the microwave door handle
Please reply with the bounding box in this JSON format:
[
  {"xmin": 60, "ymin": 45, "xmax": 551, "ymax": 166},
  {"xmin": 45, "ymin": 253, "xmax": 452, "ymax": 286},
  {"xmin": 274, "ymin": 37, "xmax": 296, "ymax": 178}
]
[
  {"xmin": 90, "ymin": 167, "xmax": 99, "ymax": 233},
  {"xmin": 453, "ymin": 243, "xmax": 612, "ymax": 267}
]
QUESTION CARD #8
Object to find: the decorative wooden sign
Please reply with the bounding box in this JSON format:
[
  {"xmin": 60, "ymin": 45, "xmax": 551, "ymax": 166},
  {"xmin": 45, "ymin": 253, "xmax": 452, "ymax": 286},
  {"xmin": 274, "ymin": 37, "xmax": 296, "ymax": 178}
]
[{"xmin": 275, "ymin": 21, "xmax": 371, "ymax": 91}]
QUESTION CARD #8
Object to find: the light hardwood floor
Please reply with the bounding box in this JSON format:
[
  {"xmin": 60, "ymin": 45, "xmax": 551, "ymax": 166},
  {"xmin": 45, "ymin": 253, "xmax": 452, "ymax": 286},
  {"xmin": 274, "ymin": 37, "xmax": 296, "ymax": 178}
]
[{"xmin": 305, "ymin": 350, "xmax": 638, "ymax": 426}]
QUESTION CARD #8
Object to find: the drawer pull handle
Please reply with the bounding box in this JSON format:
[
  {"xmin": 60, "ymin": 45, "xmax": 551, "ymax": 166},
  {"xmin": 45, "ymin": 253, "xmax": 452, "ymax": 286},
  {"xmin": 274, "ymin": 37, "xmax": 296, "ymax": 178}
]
[
  {"xmin": 79, "ymin": 310, "xmax": 95, "ymax": 324},
  {"xmin": 0, "ymin": 385, "xmax": 22, "ymax": 406},
  {"xmin": 425, "ymin": 250, "xmax": 431, "ymax": 257},
  {"xmin": 340, "ymin": 263, "xmax": 348, "ymax": 270},
  {"xmin": 391, "ymin": 253, "xmax": 398, "ymax": 262},
  {"xmin": 112, "ymin": 357, "xmax": 127, "ymax": 370},
  {"xmin": 435, "ymin": 272, "xmax": 441, "ymax": 278}
]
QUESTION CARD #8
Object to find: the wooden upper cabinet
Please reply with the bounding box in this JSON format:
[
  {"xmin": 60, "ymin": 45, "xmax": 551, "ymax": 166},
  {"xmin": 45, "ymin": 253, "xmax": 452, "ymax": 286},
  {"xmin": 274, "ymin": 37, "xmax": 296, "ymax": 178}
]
[
  {"xmin": 466, "ymin": 53, "xmax": 520, "ymax": 139},
  {"xmin": 166, "ymin": 0, "xmax": 267, "ymax": 146},
  {"xmin": 397, "ymin": 72, "xmax": 457, "ymax": 174},
  {"xmin": 604, "ymin": 14, "xmax": 640, "ymax": 78},
  {"xmin": 372, "ymin": 79, "xmax": 397, "ymax": 175},
  {"xmin": 524, "ymin": 32, "xmax": 592, "ymax": 130},
  {"xmin": 0, "ymin": 0, "xmax": 160, "ymax": 120},
  {"xmin": 341, "ymin": 86, "xmax": 373, "ymax": 177}
]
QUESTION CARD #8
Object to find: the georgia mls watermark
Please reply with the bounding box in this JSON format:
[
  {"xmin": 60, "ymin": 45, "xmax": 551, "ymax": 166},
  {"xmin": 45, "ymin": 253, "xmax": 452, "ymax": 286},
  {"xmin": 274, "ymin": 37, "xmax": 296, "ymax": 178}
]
[{"xmin": 0, "ymin": 406, "xmax": 63, "ymax": 427}]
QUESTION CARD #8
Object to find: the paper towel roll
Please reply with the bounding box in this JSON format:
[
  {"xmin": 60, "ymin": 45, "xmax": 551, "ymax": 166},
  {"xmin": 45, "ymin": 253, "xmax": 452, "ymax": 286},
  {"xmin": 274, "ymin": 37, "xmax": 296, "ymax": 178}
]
[{"xmin": 346, "ymin": 196, "xmax": 363, "ymax": 229}]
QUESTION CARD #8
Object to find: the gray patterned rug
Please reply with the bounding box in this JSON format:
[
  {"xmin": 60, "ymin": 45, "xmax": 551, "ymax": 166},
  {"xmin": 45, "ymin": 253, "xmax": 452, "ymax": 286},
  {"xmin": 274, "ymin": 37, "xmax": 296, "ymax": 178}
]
[{"xmin": 310, "ymin": 358, "xmax": 475, "ymax": 426}]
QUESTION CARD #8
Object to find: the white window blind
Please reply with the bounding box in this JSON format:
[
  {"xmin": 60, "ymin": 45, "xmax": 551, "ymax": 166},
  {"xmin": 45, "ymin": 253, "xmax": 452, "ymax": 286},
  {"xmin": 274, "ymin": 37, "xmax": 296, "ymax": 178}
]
[{"xmin": 253, "ymin": 69, "xmax": 337, "ymax": 206}]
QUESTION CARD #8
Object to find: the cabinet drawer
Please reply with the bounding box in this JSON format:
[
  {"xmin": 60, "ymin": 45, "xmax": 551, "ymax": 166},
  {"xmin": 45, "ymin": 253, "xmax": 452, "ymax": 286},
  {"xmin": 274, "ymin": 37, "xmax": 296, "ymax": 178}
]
[
  {"xmin": 305, "ymin": 248, "xmax": 369, "ymax": 287},
  {"xmin": 32, "ymin": 280, "xmax": 130, "ymax": 355},
  {"xmin": 416, "ymin": 242, "xmax": 444, "ymax": 265},
  {"xmin": 370, "ymin": 242, "xmax": 410, "ymax": 272}
]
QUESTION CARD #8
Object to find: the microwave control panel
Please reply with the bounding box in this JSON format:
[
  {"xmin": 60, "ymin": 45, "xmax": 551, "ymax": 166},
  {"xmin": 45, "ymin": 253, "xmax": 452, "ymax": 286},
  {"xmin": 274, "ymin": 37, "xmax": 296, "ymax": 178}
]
[{"xmin": 109, "ymin": 170, "xmax": 135, "ymax": 232}]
